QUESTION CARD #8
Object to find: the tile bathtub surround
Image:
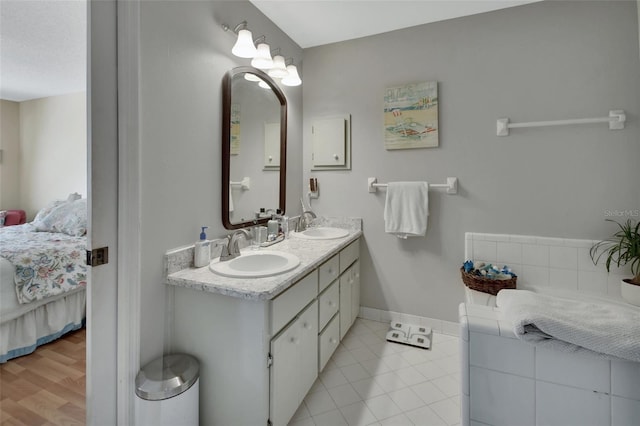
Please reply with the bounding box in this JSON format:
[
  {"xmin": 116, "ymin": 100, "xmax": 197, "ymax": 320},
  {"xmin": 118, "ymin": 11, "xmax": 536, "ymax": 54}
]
[
  {"xmin": 464, "ymin": 232, "xmax": 632, "ymax": 299},
  {"xmin": 289, "ymin": 317, "xmax": 461, "ymax": 426},
  {"xmin": 459, "ymin": 302, "xmax": 640, "ymax": 426}
]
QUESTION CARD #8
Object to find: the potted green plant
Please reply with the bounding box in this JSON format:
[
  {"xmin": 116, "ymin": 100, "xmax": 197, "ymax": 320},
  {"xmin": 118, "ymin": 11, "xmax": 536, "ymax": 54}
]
[{"xmin": 590, "ymin": 218, "xmax": 640, "ymax": 306}]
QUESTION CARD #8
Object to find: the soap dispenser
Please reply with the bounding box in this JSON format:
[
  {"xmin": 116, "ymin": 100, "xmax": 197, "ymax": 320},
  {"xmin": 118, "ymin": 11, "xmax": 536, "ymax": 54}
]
[
  {"xmin": 194, "ymin": 226, "xmax": 210, "ymax": 268},
  {"xmin": 267, "ymin": 215, "xmax": 279, "ymax": 241}
]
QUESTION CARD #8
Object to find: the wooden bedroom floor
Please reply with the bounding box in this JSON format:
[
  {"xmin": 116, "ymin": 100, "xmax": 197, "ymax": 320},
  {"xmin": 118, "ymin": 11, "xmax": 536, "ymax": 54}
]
[{"xmin": 0, "ymin": 328, "xmax": 85, "ymax": 426}]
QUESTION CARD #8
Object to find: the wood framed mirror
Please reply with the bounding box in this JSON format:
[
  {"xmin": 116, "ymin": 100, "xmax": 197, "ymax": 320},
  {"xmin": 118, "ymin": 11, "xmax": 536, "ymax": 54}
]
[{"xmin": 222, "ymin": 66, "xmax": 287, "ymax": 229}]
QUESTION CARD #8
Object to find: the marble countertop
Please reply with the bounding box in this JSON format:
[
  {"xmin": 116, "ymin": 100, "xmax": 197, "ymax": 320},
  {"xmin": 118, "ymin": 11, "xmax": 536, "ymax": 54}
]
[{"xmin": 165, "ymin": 218, "xmax": 362, "ymax": 301}]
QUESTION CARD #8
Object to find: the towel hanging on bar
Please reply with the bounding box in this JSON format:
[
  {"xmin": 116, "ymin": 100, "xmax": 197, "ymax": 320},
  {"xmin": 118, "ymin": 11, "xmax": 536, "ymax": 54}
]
[{"xmin": 384, "ymin": 182, "xmax": 429, "ymax": 239}]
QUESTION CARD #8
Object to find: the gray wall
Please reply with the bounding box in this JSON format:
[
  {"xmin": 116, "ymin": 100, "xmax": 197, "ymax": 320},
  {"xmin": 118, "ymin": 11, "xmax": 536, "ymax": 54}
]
[
  {"xmin": 302, "ymin": 1, "xmax": 640, "ymax": 322},
  {"xmin": 139, "ymin": 1, "xmax": 303, "ymax": 364}
]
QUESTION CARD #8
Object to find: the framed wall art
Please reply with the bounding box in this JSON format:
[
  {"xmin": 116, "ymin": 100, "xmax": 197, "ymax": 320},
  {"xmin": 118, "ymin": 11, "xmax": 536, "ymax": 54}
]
[{"xmin": 383, "ymin": 81, "xmax": 438, "ymax": 150}]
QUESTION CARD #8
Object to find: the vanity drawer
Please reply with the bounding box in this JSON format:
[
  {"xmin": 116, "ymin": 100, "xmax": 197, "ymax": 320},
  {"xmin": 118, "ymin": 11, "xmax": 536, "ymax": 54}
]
[
  {"xmin": 339, "ymin": 239, "xmax": 360, "ymax": 273},
  {"xmin": 318, "ymin": 254, "xmax": 339, "ymax": 292},
  {"xmin": 271, "ymin": 270, "xmax": 318, "ymax": 335},
  {"xmin": 318, "ymin": 313, "xmax": 340, "ymax": 372},
  {"xmin": 318, "ymin": 280, "xmax": 339, "ymax": 330}
]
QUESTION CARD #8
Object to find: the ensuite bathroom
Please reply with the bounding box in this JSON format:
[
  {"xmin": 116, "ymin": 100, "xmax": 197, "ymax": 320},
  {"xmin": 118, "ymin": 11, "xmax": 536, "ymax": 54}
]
[{"xmin": 1, "ymin": 1, "xmax": 639, "ymax": 425}]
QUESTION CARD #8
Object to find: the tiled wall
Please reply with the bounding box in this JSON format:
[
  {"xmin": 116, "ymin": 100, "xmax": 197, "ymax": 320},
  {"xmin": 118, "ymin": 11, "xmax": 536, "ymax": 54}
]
[
  {"xmin": 459, "ymin": 303, "xmax": 640, "ymax": 426},
  {"xmin": 464, "ymin": 232, "xmax": 631, "ymax": 300}
]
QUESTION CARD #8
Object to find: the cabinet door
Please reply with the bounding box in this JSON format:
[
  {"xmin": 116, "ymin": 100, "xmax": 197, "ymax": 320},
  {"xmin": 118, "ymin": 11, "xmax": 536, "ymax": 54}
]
[
  {"xmin": 351, "ymin": 260, "xmax": 360, "ymax": 324},
  {"xmin": 339, "ymin": 270, "xmax": 352, "ymax": 340},
  {"xmin": 318, "ymin": 280, "xmax": 339, "ymax": 330},
  {"xmin": 318, "ymin": 254, "xmax": 339, "ymax": 292},
  {"xmin": 298, "ymin": 301, "xmax": 319, "ymax": 399},
  {"xmin": 270, "ymin": 315, "xmax": 301, "ymax": 426},
  {"xmin": 312, "ymin": 117, "xmax": 346, "ymax": 166},
  {"xmin": 264, "ymin": 122, "xmax": 280, "ymax": 168},
  {"xmin": 270, "ymin": 301, "xmax": 318, "ymax": 426},
  {"xmin": 319, "ymin": 313, "xmax": 340, "ymax": 371}
]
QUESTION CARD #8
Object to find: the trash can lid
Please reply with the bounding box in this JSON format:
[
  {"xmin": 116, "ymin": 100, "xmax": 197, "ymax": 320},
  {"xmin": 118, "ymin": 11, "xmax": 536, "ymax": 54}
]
[{"xmin": 135, "ymin": 353, "xmax": 199, "ymax": 401}]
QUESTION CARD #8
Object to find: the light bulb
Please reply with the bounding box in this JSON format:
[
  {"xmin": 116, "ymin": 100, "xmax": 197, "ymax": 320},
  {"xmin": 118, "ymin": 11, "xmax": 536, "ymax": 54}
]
[
  {"xmin": 244, "ymin": 73, "xmax": 261, "ymax": 82},
  {"xmin": 231, "ymin": 29, "xmax": 257, "ymax": 58},
  {"xmin": 268, "ymin": 55, "xmax": 288, "ymax": 79},
  {"xmin": 281, "ymin": 65, "xmax": 302, "ymax": 86},
  {"xmin": 258, "ymin": 80, "xmax": 271, "ymax": 89},
  {"xmin": 251, "ymin": 43, "xmax": 273, "ymax": 69}
]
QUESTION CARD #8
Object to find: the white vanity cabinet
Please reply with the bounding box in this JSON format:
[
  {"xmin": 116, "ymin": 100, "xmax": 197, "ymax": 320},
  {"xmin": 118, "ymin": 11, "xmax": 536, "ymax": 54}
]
[
  {"xmin": 339, "ymin": 261, "xmax": 360, "ymax": 339},
  {"xmin": 270, "ymin": 300, "xmax": 318, "ymax": 426},
  {"xmin": 339, "ymin": 240, "xmax": 360, "ymax": 339},
  {"xmin": 170, "ymin": 236, "xmax": 360, "ymax": 426}
]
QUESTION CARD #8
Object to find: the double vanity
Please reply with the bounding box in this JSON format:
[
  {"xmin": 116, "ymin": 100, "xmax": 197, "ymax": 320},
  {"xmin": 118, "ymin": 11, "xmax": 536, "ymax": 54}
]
[
  {"xmin": 165, "ymin": 219, "xmax": 362, "ymax": 426},
  {"xmin": 166, "ymin": 66, "xmax": 364, "ymax": 425}
]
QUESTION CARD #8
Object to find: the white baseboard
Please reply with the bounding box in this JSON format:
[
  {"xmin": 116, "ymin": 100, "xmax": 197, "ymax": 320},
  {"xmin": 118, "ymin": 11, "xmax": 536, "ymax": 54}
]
[{"xmin": 358, "ymin": 306, "xmax": 459, "ymax": 337}]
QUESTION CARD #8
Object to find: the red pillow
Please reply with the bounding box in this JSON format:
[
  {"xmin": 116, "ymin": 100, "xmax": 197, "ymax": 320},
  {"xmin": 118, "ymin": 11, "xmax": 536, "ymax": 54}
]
[{"xmin": 4, "ymin": 210, "xmax": 27, "ymax": 226}]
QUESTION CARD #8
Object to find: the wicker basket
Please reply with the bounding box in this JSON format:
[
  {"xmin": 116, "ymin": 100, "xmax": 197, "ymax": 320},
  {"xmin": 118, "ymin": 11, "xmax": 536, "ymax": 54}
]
[{"xmin": 460, "ymin": 268, "xmax": 517, "ymax": 296}]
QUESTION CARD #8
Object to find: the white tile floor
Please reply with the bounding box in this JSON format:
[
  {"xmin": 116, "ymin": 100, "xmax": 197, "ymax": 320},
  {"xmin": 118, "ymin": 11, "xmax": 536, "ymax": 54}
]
[{"xmin": 289, "ymin": 318, "xmax": 460, "ymax": 426}]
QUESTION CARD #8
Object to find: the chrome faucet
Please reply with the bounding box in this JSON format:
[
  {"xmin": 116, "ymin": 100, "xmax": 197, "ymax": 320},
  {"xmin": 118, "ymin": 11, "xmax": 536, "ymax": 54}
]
[
  {"xmin": 296, "ymin": 210, "xmax": 317, "ymax": 232},
  {"xmin": 219, "ymin": 229, "xmax": 252, "ymax": 261}
]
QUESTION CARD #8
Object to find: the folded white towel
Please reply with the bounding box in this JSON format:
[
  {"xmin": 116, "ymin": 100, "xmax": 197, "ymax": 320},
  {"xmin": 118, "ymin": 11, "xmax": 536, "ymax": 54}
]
[
  {"xmin": 384, "ymin": 182, "xmax": 429, "ymax": 238},
  {"xmin": 497, "ymin": 289, "xmax": 640, "ymax": 362}
]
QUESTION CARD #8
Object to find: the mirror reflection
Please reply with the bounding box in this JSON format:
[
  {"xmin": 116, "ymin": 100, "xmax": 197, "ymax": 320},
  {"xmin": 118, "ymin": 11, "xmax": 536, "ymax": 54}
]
[{"xmin": 222, "ymin": 67, "xmax": 287, "ymax": 229}]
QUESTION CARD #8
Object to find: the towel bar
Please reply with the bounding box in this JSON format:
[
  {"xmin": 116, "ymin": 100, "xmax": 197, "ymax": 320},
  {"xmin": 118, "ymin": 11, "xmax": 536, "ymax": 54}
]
[
  {"xmin": 230, "ymin": 177, "xmax": 251, "ymax": 190},
  {"xmin": 368, "ymin": 177, "xmax": 458, "ymax": 194},
  {"xmin": 496, "ymin": 110, "xmax": 626, "ymax": 136}
]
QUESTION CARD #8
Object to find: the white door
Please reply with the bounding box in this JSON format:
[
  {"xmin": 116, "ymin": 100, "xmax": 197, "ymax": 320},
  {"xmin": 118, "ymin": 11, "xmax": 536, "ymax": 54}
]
[
  {"xmin": 87, "ymin": 0, "xmax": 140, "ymax": 424},
  {"xmin": 87, "ymin": 0, "xmax": 118, "ymax": 423}
]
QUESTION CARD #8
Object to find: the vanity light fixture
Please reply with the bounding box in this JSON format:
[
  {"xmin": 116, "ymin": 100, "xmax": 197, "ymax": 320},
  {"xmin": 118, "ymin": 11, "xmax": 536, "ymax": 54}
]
[
  {"xmin": 251, "ymin": 36, "xmax": 273, "ymax": 69},
  {"xmin": 222, "ymin": 21, "xmax": 302, "ymax": 86},
  {"xmin": 281, "ymin": 59, "xmax": 302, "ymax": 87},
  {"xmin": 268, "ymin": 53, "xmax": 289, "ymax": 79},
  {"xmin": 223, "ymin": 21, "xmax": 257, "ymax": 58}
]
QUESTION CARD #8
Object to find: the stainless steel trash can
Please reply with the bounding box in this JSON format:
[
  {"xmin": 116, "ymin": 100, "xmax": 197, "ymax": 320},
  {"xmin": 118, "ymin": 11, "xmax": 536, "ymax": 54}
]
[{"xmin": 135, "ymin": 353, "xmax": 199, "ymax": 426}]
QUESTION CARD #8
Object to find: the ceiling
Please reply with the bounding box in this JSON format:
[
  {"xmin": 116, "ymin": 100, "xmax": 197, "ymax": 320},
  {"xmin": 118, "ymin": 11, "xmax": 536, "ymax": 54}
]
[
  {"xmin": 250, "ymin": 0, "xmax": 542, "ymax": 48},
  {"xmin": 0, "ymin": 0, "xmax": 87, "ymax": 102},
  {"xmin": 0, "ymin": 0, "xmax": 540, "ymax": 102}
]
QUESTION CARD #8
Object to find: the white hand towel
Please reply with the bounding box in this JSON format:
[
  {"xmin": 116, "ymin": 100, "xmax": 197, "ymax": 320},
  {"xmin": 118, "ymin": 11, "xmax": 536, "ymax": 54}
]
[{"xmin": 384, "ymin": 182, "xmax": 429, "ymax": 238}]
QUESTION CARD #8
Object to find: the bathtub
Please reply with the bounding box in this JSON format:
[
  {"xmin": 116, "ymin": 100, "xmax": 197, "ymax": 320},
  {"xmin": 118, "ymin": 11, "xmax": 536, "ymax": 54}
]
[{"xmin": 459, "ymin": 232, "xmax": 640, "ymax": 426}]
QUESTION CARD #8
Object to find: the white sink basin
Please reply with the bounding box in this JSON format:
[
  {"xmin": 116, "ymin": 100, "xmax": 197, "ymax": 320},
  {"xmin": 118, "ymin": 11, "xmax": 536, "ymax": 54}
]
[
  {"xmin": 209, "ymin": 250, "xmax": 300, "ymax": 278},
  {"xmin": 292, "ymin": 227, "xmax": 349, "ymax": 240}
]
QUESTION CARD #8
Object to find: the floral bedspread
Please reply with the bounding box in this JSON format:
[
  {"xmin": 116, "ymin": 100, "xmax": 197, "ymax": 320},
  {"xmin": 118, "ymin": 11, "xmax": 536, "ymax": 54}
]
[{"xmin": 0, "ymin": 224, "xmax": 87, "ymax": 304}]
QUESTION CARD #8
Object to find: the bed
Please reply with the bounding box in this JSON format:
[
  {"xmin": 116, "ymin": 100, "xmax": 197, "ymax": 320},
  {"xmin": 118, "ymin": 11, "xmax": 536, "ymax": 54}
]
[{"xmin": 0, "ymin": 197, "xmax": 87, "ymax": 363}]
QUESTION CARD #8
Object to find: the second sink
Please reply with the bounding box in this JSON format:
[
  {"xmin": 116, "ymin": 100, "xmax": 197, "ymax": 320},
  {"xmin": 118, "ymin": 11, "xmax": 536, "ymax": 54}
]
[
  {"xmin": 292, "ymin": 227, "xmax": 349, "ymax": 240},
  {"xmin": 209, "ymin": 250, "xmax": 300, "ymax": 278}
]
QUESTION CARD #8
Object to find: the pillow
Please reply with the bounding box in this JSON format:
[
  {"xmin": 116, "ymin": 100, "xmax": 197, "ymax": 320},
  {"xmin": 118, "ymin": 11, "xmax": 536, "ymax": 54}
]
[
  {"xmin": 33, "ymin": 199, "xmax": 67, "ymax": 224},
  {"xmin": 32, "ymin": 193, "xmax": 83, "ymax": 225},
  {"xmin": 67, "ymin": 192, "xmax": 82, "ymax": 202},
  {"xmin": 35, "ymin": 199, "xmax": 87, "ymax": 236}
]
